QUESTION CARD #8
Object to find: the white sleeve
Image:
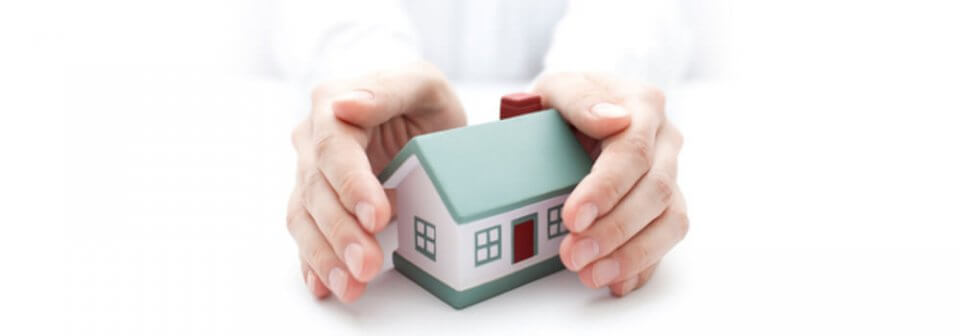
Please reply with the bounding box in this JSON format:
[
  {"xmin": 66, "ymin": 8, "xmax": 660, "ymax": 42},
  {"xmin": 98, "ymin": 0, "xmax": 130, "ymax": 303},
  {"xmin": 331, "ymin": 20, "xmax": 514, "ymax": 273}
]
[
  {"xmin": 542, "ymin": 0, "xmax": 695, "ymax": 88},
  {"xmin": 272, "ymin": 0, "xmax": 422, "ymax": 89}
]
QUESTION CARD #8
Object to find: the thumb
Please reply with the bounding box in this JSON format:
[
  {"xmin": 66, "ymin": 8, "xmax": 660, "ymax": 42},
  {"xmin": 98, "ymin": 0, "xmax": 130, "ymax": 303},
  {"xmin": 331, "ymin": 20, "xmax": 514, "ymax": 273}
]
[
  {"xmin": 328, "ymin": 62, "xmax": 462, "ymax": 129},
  {"xmin": 533, "ymin": 74, "xmax": 632, "ymax": 140}
]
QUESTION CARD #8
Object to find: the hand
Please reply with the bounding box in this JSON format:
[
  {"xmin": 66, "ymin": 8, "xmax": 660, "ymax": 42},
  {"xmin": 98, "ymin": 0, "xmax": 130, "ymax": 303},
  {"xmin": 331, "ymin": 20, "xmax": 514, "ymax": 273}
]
[
  {"xmin": 287, "ymin": 62, "xmax": 466, "ymax": 302},
  {"xmin": 533, "ymin": 72, "xmax": 689, "ymax": 297}
]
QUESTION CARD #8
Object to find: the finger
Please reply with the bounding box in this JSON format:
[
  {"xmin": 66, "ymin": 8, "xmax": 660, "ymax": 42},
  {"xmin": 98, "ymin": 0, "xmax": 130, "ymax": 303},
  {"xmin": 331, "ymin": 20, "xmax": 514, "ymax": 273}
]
[
  {"xmin": 325, "ymin": 62, "xmax": 464, "ymax": 129},
  {"xmin": 561, "ymin": 99, "xmax": 673, "ymax": 234},
  {"xmin": 287, "ymin": 191, "xmax": 367, "ymax": 302},
  {"xmin": 291, "ymin": 119, "xmax": 312, "ymax": 157},
  {"xmin": 291, "ymin": 119, "xmax": 314, "ymax": 184},
  {"xmin": 533, "ymin": 72, "xmax": 636, "ymax": 139},
  {"xmin": 577, "ymin": 193, "xmax": 688, "ymax": 288},
  {"xmin": 301, "ymin": 171, "xmax": 384, "ymax": 283},
  {"xmin": 609, "ymin": 263, "xmax": 659, "ymax": 297},
  {"xmin": 293, "ymin": 114, "xmax": 391, "ymax": 234},
  {"xmin": 311, "ymin": 130, "xmax": 391, "ymax": 233},
  {"xmin": 559, "ymin": 126, "xmax": 682, "ymax": 271},
  {"xmin": 301, "ymin": 259, "xmax": 330, "ymax": 299},
  {"xmin": 563, "ymin": 113, "xmax": 676, "ymax": 235}
]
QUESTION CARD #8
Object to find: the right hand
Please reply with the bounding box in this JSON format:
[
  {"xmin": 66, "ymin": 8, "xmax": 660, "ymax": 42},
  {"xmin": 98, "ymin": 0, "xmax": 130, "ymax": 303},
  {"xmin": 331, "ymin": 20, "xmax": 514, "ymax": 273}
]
[{"xmin": 287, "ymin": 62, "xmax": 466, "ymax": 302}]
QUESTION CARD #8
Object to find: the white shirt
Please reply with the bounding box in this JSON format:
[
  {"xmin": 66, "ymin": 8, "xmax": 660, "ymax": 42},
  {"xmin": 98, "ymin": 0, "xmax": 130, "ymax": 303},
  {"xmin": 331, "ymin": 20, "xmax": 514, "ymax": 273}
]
[{"xmin": 273, "ymin": 0, "xmax": 695, "ymax": 89}]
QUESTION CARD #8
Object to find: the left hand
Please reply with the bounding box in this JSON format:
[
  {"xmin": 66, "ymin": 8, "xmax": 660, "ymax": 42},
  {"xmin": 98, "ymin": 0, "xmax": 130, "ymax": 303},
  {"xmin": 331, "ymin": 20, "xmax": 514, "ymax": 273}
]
[{"xmin": 533, "ymin": 72, "xmax": 689, "ymax": 297}]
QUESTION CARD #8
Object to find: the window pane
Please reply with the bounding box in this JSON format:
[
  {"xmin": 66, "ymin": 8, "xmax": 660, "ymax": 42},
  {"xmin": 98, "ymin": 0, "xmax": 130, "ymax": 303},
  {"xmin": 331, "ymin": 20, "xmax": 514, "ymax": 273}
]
[
  {"xmin": 426, "ymin": 241, "xmax": 434, "ymax": 254},
  {"xmin": 426, "ymin": 226, "xmax": 435, "ymax": 239},
  {"xmin": 416, "ymin": 236, "xmax": 424, "ymax": 248},
  {"xmin": 475, "ymin": 226, "xmax": 504, "ymax": 266}
]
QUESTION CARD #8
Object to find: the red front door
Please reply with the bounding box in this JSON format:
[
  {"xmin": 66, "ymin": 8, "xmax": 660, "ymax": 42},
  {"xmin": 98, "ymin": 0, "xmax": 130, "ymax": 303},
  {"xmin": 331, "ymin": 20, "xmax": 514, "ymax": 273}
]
[{"xmin": 513, "ymin": 218, "xmax": 535, "ymax": 263}]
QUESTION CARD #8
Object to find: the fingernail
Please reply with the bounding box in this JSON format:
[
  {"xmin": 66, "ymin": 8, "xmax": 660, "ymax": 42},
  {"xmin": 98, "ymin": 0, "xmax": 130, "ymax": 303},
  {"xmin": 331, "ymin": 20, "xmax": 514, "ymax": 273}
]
[
  {"xmin": 344, "ymin": 243, "xmax": 365, "ymax": 279},
  {"xmin": 592, "ymin": 259, "xmax": 621, "ymax": 286},
  {"xmin": 305, "ymin": 271, "xmax": 318, "ymax": 295},
  {"xmin": 334, "ymin": 89, "xmax": 374, "ymax": 102},
  {"xmin": 355, "ymin": 202, "xmax": 376, "ymax": 232},
  {"xmin": 328, "ymin": 267, "xmax": 348, "ymax": 299},
  {"xmin": 573, "ymin": 203, "xmax": 598, "ymax": 232},
  {"xmin": 591, "ymin": 103, "xmax": 628, "ymax": 118},
  {"xmin": 572, "ymin": 238, "xmax": 600, "ymax": 270}
]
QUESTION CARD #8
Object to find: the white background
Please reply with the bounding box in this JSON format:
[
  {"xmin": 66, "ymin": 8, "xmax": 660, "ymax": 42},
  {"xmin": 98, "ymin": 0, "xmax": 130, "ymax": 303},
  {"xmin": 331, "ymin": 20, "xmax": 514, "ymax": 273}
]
[{"xmin": 3, "ymin": 0, "xmax": 960, "ymax": 335}]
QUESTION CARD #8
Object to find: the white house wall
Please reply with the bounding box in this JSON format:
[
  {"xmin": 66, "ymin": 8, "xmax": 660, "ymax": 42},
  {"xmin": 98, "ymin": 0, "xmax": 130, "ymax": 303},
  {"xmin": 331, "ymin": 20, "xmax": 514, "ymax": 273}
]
[
  {"xmin": 391, "ymin": 156, "xmax": 571, "ymax": 292},
  {"xmin": 455, "ymin": 194, "xmax": 569, "ymax": 290},
  {"xmin": 393, "ymin": 157, "xmax": 462, "ymax": 288}
]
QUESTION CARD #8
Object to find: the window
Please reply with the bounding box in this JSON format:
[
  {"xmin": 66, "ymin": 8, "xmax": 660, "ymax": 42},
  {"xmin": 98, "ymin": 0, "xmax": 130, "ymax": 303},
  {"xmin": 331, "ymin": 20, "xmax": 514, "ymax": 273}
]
[
  {"xmin": 414, "ymin": 217, "xmax": 436, "ymax": 261},
  {"xmin": 475, "ymin": 226, "xmax": 501, "ymax": 266},
  {"xmin": 547, "ymin": 205, "xmax": 567, "ymax": 239}
]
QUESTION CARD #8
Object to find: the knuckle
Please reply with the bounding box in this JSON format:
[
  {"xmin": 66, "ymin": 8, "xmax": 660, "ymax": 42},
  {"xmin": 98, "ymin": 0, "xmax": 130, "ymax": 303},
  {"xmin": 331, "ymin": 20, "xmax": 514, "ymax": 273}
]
[
  {"xmin": 649, "ymin": 172, "xmax": 675, "ymax": 204},
  {"xmin": 336, "ymin": 169, "xmax": 368, "ymax": 201},
  {"xmin": 663, "ymin": 122, "xmax": 684, "ymax": 150},
  {"xmin": 639, "ymin": 86, "xmax": 666, "ymax": 107},
  {"xmin": 302, "ymin": 169, "xmax": 323, "ymax": 191},
  {"xmin": 291, "ymin": 120, "xmax": 310, "ymax": 149},
  {"xmin": 295, "ymin": 160, "xmax": 310, "ymax": 184},
  {"xmin": 413, "ymin": 62, "xmax": 449, "ymax": 97},
  {"xmin": 622, "ymin": 135, "xmax": 653, "ymax": 169},
  {"xmin": 312, "ymin": 132, "xmax": 340, "ymax": 155},
  {"xmin": 327, "ymin": 215, "xmax": 354, "ymax": 243},
  {"xmin": 673, "ymin": 209, "xmax": 691, "ymax": 241},
  {"xmin": 532, "ymin": 72, "xmax": 569, "ymax": 95},
  {"xmin": 627, "ymin": 244, "xmax": 651, "ymax": 269},
  {"xmin": 419, "ymin": 63, "xmax": 446, "ymax": 85},
  {"xmin": 620, "ymin": 276, "xmax": 641, "ymax": 295},
  {"xmin": 309, "ymin": 246, "xmax": 331, "ymax": 267},
  {"xmin": 607, "ymin": 217, "xmax": 631, "ymax": 247},
  {"xmin": 592, "ymin": 173, "xmax": 624, "ymax": 206},
  {"xmin": 285, "ymin": 212, "xmax": 299, "ymax": 235},
  {"xmin": 637, "ymin": 266, "xmax": 656, "ymax": 285}
]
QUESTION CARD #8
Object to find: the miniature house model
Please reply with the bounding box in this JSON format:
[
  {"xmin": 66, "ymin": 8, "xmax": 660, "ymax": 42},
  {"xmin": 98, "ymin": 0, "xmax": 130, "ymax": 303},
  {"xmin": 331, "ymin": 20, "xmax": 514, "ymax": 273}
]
[{"xmin": 379, "ymin": 93, "xmax": 592, "ymax": 309}]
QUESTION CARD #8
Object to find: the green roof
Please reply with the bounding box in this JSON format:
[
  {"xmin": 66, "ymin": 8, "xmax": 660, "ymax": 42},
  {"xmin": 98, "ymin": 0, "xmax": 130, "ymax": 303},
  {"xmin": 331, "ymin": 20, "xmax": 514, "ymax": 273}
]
[{"xmin": 378, "ymin": 109, "xmax": 592, "ymax": 223}]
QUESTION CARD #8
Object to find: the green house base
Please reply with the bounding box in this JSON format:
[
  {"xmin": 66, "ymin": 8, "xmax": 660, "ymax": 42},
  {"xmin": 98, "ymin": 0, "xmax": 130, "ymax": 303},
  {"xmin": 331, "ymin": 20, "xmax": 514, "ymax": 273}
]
[{"xmin": 393, "ymin": 252, "xmax": 565, "ymax": 309}]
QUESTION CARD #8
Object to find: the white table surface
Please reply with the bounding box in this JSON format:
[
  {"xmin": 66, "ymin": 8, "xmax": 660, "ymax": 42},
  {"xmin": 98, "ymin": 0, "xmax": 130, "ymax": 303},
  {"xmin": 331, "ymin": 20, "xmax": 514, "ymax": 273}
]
[{"xmin": 46, "ymin": 65, "xmax": 960, "ymax": 335}]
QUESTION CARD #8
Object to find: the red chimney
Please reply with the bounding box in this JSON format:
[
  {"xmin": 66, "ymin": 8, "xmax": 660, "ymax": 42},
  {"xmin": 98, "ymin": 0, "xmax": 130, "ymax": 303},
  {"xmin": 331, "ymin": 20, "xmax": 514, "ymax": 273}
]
[{"xmin": 500, "ymin": 92, "xmax": 543, "ymax": 120}]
